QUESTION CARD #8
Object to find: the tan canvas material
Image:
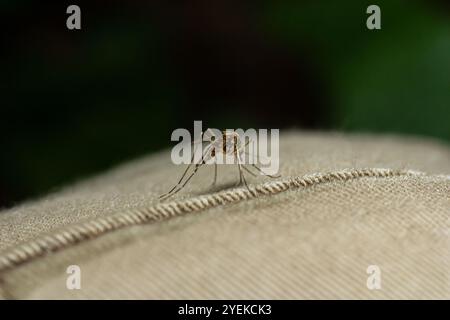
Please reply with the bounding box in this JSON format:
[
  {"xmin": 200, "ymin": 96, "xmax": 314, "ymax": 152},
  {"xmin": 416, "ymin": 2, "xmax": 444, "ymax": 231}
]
[{"xmin": 0, "ymin": 132, "xmax": 449, "ymax": 299}]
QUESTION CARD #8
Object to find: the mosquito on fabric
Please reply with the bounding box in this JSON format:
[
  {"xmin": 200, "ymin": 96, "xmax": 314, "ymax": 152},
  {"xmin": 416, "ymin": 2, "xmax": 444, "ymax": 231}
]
[{"xmin": 159, "ymin": 129, "xmax": 280, "ymax": 200}]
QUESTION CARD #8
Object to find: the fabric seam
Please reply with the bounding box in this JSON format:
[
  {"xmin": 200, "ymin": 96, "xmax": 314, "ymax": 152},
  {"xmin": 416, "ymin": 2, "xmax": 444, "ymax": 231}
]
[{"xmin": 0, "ymin": 168, "xmax": 433, "ymax": 276}]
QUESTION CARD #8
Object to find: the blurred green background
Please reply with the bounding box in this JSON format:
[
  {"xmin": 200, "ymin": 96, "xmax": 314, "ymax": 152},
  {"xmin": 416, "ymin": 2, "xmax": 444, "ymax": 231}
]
[{"xmin": 0, "ymin": 0, "xmax": 449, "ymax": 208}]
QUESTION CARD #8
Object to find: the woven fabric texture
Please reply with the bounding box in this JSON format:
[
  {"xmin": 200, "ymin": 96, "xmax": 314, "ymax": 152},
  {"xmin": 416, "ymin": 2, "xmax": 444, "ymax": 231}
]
[{"xmin": 0, "ymin": 132, "xmax": 449, "ymax": 299}]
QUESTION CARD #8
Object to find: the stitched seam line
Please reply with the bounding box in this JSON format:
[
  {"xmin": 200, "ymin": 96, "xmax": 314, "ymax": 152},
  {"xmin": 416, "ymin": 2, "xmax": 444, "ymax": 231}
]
[{"xmin": 0, "ymin": 168, "xmax": 425, "ymax": 274}]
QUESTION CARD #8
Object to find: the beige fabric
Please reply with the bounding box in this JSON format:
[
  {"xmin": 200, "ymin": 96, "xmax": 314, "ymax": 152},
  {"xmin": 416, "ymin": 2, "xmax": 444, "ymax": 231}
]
[{"xmin": 0, "ymin": 131, "xmax": 449, "ymax": 299}]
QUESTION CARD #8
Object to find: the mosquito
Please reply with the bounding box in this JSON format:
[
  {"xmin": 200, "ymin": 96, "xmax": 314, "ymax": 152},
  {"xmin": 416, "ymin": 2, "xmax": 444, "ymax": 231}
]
[{"xmin": 159, "ymin": 129, "xmax": 280, "ymax": 200}]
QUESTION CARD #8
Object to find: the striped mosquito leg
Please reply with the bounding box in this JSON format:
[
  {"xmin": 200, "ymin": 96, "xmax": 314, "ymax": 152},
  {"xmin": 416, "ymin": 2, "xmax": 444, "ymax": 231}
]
[
  {"xmin": 172, "ymin": 144, "xmax": 214, "ymax": 195},
  {"xmin": 159, "ymin": 162, "xmax": 194, "ymax": 199},
  {"xmin": 160, "ymin": 145, "xmax": 212, "ymax": 200},
  {"xmin": 241, "ymin": 165, "xmax": 257, "ymax": 177},
  {"xmin": 212, "ymin": 162, "xmax": 218, "ymax": 186},
  {"xmin": 159, "ymin": 136, "xmax": 207, "ymax": 200},
  {"xmin": 241, "ymin": 151, "xmax": 280, "ymax": 178},
  {"xmin": 250, "ymin": 163, "xmax": 281, "ymax": 178},
  {"xmin": 159, "ymin": 144, "xmax": 199, "ymax": 199},
  {"xmin": 236, "ymin": 152, "xmax": 251, "ymax": 192}
]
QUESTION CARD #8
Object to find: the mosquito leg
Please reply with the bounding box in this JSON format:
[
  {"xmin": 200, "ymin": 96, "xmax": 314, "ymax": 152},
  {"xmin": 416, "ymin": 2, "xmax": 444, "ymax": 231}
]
[
  {"xmin": 236, "ymin": 152, "xmax": 251, "ymax": 192},
  {"xmin": 235, "ymin": 158, "xmax": 243, "ymax": 186},
  {"xmin": 163, "ymin": 161, "xmax": 205, "ymax": 199},
  {"xmin": 170, "ymin": 144, "xmax": 213, "ymax": 197},
  {"xmin": 237, "ymin": 168, "xmax": 243, "ymax": 186},
  {"xmin": 159, "ymin": 160, "xmax": 195, "ymax": 199},
  {"xmin": 250, "ymin": 163, "xmax": 281, "ymax": 179},
  {"xmin": 159, "ymin": 132, "xmax": 210, "ymax": 199},
  {"xmin": 159, "ymin": 144, "xmax": 211, "ymax": 200},
  {"xmin": 240, "ymin": 165, "xmax": 250, "ymax": 191},
  {"xmin": 160, "ymin": 160, "xmax": 203, "ymax": 200},
  {"xmin": 212, "ymin": 162, "xmax": 218, "ymax": 186},
  {"xmin": 240, "ymin": 150, "xmax": 280, "ymax": 178},
  {"xmin": 241, "ymin": 165, "xmax": 257, "ymax": 177}
]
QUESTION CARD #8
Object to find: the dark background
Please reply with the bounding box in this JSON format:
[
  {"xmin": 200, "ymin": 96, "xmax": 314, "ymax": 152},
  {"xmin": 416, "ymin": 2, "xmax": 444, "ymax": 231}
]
[{"xmin": 1, "ymin": 0, "xmax": 449, "ymax": 208}]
